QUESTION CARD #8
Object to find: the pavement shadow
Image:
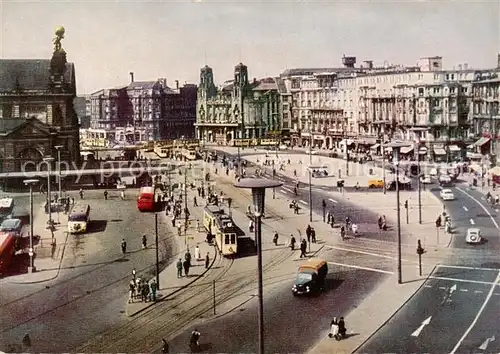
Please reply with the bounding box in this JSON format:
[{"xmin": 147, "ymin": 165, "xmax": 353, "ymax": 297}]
[
  {"xmin": 324, "ymin": 278, "xmax": 344, "ymax": 292},
  {"xmin": 86, "ymin": 220, "xmax": 107, "ymax": 233},
  {"xmin": 1, "ymin": 253, "xmax": 30, "ymax": 277}
]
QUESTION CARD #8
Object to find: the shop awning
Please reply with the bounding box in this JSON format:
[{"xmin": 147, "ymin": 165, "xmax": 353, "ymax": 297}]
[
  {"xmin": 448, "ymin": 145, "xmax": 461, "ymax": 152},
  {"xmin": 370, "ymin": 144, "xmax": 380, "ymax": 150},
  {"xmin": 474, "ymin": 137, "xmax": 490, "ymax": 146},
  {"xmin": 400, "ymin": 146, "xmax": 414, "ymax": 154},
  {"xmin": 434, "ymin": 148, "xmax": 446, "ymax": 155}
]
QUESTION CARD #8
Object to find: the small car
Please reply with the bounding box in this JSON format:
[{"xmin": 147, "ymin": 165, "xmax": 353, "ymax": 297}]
[
  {"xmin": 420, "ymin": 175, "xmax": 432, "ymax": 184},
  {"xmin": 279, "ymin": 144, "xmax": 288, "ymax": 150},
  {"xmin": 0, "ymin": 218, "xmax": 24, "ymax": 237},
  {"xmin": 438, "ymin": 174, "xmax": 452, "ymax": 185},
  {"xmin": 440, "ymin": 189, "xmax": 455, "ymax": 201},
  {"xmin": 466, "ymin": 228, "xmax": 482, "ymax": 244},
  {"xmin": 368, "ymin": 179, "xmax": 385, "ymax": 189}
]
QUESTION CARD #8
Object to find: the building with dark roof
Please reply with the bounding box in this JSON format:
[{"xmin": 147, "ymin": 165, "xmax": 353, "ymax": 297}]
[
  {"xmin": 195, "ymin": 63, "xmax": 282, "ymax": 144},
  {"xmin": 0, "ymin": 28, "xmax": 80, "ymax": 174}
]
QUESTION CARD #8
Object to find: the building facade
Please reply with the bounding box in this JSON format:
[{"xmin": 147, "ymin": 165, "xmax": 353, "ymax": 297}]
[
  {"xmin": 195, "ymin": 63, "xmax": 283, "ymax": 144},
  {"xmin": 89, "ymin": 77, "xmax": 197, "ymax": 143},
  {"xmin": 0, "ymin": 26, "xmax": 80, "ymax": 173}
]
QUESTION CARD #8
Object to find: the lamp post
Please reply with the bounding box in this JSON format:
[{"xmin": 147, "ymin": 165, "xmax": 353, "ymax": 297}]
[
  {"xmin": 380, "ymin": 131, "xmax": 387, "ymax": 194},
  {"xmin": 54, "ymin": 145, "xmax": 63, "ymax": 198},
  {"xmin": 23, "ymin": 179, "xmax": 39, "ymax": 273},
  {"xmin": 308, "ymin": 116, "xmax": 313, "ymax": 222},
  {"xmin": 155, "ymin": 212, "xmax": 160, "ymax": 288},
  {"xmin": 389, "ymin": 141, "xmax": 410, "ymax": 284},
  {"xmin": 43, "ymin": 156, "xmax": 55, "ymax": 236},
  {"xmin": 410, "ymin": 127, "xmax": 428, "ymax": 224},
  {"xmin": 234, "ymin": 178, "xmax": 282, "ymax": 354}
]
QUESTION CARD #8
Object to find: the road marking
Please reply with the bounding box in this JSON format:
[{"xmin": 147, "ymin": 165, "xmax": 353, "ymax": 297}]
[
  {"xmin": 494, "ymin": 293, "xmax": 500, "ymax": 296},
  {"xmin": 439, "ymin": 286, "xmax": 446, "ymax": 290},
  {"xmin": 460, "ymin": 289, "xmax": 469, "ymax": 292},
  {"xmin": 479, "ymin": 336, "xmax": 496, "ymax": 351},
  {"xmin": 437, "ymin": 264, "xmax": 500, "ymax": 271},
  {"xmin": 475, "ymin": 290, "xmax": 484, "ymax": 294},
  {"xmin": 470, "ymin": 219, "xmax": 475, "ymax": 225},
  {"xmin": 456, "ymin": 187, "xmax": 499, "ymax": 229},
  {"xmin": 424, "ymin": 284, "xmax": 433, "ymax": 288},
  {"xmin": 280, "ymin": 189, "xmax": 288, "ymax": 194},
  {"xmin": 324, "ymin": 245, "xmax": 397, "ymax": 261},
  {"xmin": 463, "ymin": 206, "xmax": 469, "ymax": 212},
  {"xmin": 429, "ymin": 276, "xmax": 500, "ymax": 286},
  {"xmin": 283, "ymin": 187, "xmax": 293, "ymax": 193},
  {"xmin": 299, "ymin": 200, "xmax": 308, "ymax": 205},
  {"xmin": 328, "ymin": 198, "xmax": 338, "ymax": 203},
  {"xmin": 327, "ymin": 261, "xmax": 394, "ymax": 275},
  {"xmin": 450, "ymin": 271, "xmax": 500, "ymax": 354},
  {"xmin": 411, "ymin": 316, "xmax": 432, "ymax": 337}
]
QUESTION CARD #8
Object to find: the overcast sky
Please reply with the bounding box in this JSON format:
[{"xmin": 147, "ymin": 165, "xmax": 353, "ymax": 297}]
[{"xmin": 1, "ymin": 0, "xmax": 498, "ymax": 94}]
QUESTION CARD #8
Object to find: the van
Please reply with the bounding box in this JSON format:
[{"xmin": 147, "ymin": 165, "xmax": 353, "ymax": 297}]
[
  {"xmin": 368, "ymin": 179, "xmax": 384, "ymax": 189},
  {"xmin": 292, "ymin": 258, "xmax": 328, "ymax": 296}
]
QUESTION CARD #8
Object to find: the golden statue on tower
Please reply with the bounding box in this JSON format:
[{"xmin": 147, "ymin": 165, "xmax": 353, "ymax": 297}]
[{"xmin": 53, "ymin": 25, "xmax": 65, "ymax": 52}]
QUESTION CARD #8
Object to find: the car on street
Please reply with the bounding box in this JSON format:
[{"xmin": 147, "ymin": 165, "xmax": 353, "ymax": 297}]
[
  {"xmin": 420, "ymin": 175, "xmax": 432, "ymax": 184},
  {"xmin": 305, "ymin": 149, "xmax": 318, "ymax": 155},
  {"xmin": 429, "ymin": 168, "xmax": 438, "ymax": 177},
  {"xmin": 0, "ymin": 218, "xmax": 24, "ymax": 237},
  {"xmin": 279, "ymin": 144, "xmax": 288, "ymax": 150},
  {"xmin": 440, "ymin": 189, "xmax": 455, "ymax": 200},
  {"xmin": 438, "ymin": 174, "xmax": 452, "ymax": 185},
  {"xmin": 466, "ymin": 228, "xmax": 482, "ymax": 244}
]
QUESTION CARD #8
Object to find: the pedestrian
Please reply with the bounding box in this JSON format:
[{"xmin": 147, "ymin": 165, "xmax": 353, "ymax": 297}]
[
  {"xmin": 227, "ymin": 197, "xmax": 232, "ymax": 209},
  {"xmin": 79, "ymin": 188, "xmax": 84, "ymax": 199},
  {"xmin": 104, "ymin": 190, "xmax": 108, "ymax": 200},
  {"xmin": 142, "ymin": 234, "xmax": 147, "ymax": 249},
  {"xmin": 171, "ymin": 215, "xmax": 176, "ymax": 227},
  {"xmin": 300, "ymin": 239, "xmax": 307, "ymax": 258},
  {"xmin": 161, "ymin": 338, "xmax": 169, "ymax": 353},
  {"xmin": 311, "ymin": 228, "xmax": 316, "ymax": 243},
  {"xmin": 128, "ymin": 280, "xmax": 135, "ymax": 303},
  {"xmin": 289, "ymin": 235, "xmax": 296, "ymax": 250},
  {"xmin": 121, "ymin": 190, "xmax": 125, "ymax": 200},
  {"xmin": 378, "ymin": 215, "xmax": 383, "ymax": 230},
  {"xmin": 142, "ymin": 282, "xmax": 149, "ymax": 302},
  {"xmin": 176, "ymin": 258, "xmax": 183, "ymax": 278},
  {"xmin": 273, "ymin": 231, "xmax": 279, "ymax": 246},
  {"xmin": 185, "ymin": 249, "xmax": 192, "ymax": 267},
  {"xmin": 205, "ymin": 252, "xmax": 210, "ymax": 269},
  {"xmin": 352, "ymin": 223, "xmax": 358, "ymax": 235},
  {"xmin": 121, "ymin": 239, "xmax": 127, "ymax": 255},
  {"xmin": 183, "ymin": 259, "xmax": 190, "ymax": 277},
  {"xmin": 194, "ymin": 245, "xmax": 201, "ymax": 261},
  {"xmin": 306, "ymin": 225, "xmax": 312, "ymax": 243},
  {"xmin": 150, "ymin": 279, "xmax": 158, "ymax": 301},
  {"xmin": 249, "ymin": 220, "xmax": 254, "ymax": 233},
  {"xmin": 193, "ymin": 196, "xmax": 198, "ymax": 207}
]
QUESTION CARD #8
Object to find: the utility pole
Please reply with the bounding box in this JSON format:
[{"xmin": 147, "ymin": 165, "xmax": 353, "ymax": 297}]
[
  {"xmin": 381, "ymin": 133, "xmax": 386, "ymax": 194},
  {"xmin": 308, "ymin": 116, "xmax": 313, "ymax": 222},
  {"xmin": 184, "ymin": 165, "xmax": 188, "ymax": 248},
  {"xmin": 155, "ymin": 212, "xmax": 160, "ymax": 287}
]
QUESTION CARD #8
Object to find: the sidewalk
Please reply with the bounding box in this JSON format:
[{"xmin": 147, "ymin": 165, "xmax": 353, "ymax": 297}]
[{"xmin": 5, "ymin": 204, "xmax": 69, "ymax": 284}]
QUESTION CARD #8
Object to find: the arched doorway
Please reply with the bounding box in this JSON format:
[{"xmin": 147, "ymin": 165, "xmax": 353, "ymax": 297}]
[{"xmin": 18, "ymin": 147, "xmax": 43, "ymax": 172}]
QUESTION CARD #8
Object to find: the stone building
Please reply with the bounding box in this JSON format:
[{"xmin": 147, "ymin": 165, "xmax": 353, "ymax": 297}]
[
  {"xmin": 89, "ymin": 76, "xmax": 197, "ymax": 142},
  {"xmin": 0, "ymin": 26, "xmax": 79, "ymax": 173},
  {"xmin": 195, "ymin": 63, "xmax": 282, "ymax": 144}
]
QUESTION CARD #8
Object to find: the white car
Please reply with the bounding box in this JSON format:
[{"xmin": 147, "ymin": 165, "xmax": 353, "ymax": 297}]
[
  {"xmin": 279, "ymin": 144, "xmax": 288, "ymax": 150},
  {"xmin": 305, "ymin": 149, "xmax": 318, "ymax": 155},
  {"xmin": 466, "ymin": 228, "xmax": 482, "ymax": 244},
  {"xmin": 438, "ymin": 174, "xmax": 452, "ymax": 184},
  {"xmin": 440, "ymin": 189, "xmax": 455, "ymax": 201},
  {"xmin": 420, "ymin": 175, "xmax": 432, "ymax": 184}
]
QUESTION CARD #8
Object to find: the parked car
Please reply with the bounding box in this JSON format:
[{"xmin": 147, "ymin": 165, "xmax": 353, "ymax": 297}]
[
  {"xmin": 0, "ymin": 218, "xmax": 24, "ymax": 237},
  {"xmin": 466, "ymin": 228, "xmax": 482, "ymax": 244},
  {"xmin": 387, "ymin": 180, "xmax": 412, "ymax": 191},
  {"xmin": 440, "ymin": 189, "xmax": 455, "ymax": 201},
  {"xmin": 420, "ymin": 175, "xmax": 432, "ymax": 184}
]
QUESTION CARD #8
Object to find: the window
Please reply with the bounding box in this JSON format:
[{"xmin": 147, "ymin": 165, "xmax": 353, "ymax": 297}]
[
  {"xmin": 418, "ymin": 88, "xmax": 424, "ymax": 96},
  {"xmin": 450, "ymin": 87, "xmax": 456, "ymax": 94},
  {"xmin": 445, "ymin": 74, "xmax": 449, "ymax": 80}
]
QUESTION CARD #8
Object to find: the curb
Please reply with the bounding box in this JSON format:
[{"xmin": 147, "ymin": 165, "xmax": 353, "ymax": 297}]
[
  {"xmin": 125, "ymin": 244, "xmax": 219, "ymax": 317},
  {"xmin": 349, "ymin": 264, "xmax": 437, "ymax": 354},
  {"xmin": 7, "ymin": 230, "xmax": 70, "ymax": 285}
]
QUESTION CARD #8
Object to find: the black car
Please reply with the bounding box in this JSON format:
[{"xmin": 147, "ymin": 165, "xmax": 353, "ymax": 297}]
[{"xmin": 387, "ymin": 180, "xmax": 412, "ymax": 191}]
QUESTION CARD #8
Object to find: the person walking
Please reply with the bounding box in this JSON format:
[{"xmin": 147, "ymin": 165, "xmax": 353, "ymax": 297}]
[
  {"xmin": 161, "ymin": 339, "xmax": 169, "ymax": 353},
  {"xmin": 185, "ymin": 250, "xmax": 192, "ymax": 267},
  {"xmin": 141, "ymin": 234, "xmax": 147, "ymax": 249},
  {"xmin": 176, "ymin": 258, "xmax": 183, "ymax": 278},
  {"xmin": 121, "ymin": 239, "xmax": 127, "ymax": 255},
  {"xmin": 183, "ymin": 259, "xmax": 190, "ymax": 277},
  {"xmin": 300, "ymin": 239, "xmax": 307, "ymax": 258},
  {"xmin": 120, "ymin": 190, "xmax": 125, "ymax": 200},
  {"xmin": 306, "ymin": 225, "xmax": 312, "ymax": 243},
  {"xmin": 79, "ymin": 188, "xmax": 84, "ymax": 199},
  {"xmin": 195, "ymin": 245, "xmax": 201, "ymax": 261},
  {"xmin": 289, "ymin": 235, "xmax": 296, "ymax": 250},
  {"xmin": 311, "ymin": 228, "xmax": 316, "ymax": 243},
  {"xmin": 150, "ymin": 279, "xmax": 158, "ymax": 301},
  {"xmin": 205, "ymin": 252, "xmax": 210, "ymax": 269},
  {"xmin": 273, "ymin": 231, "xmax": 279, "ymax": 246},
  {"xmin": 104, "ymin": 190, "xmax": 108, "ymax": 200},
  {"xmin": 193, "ymin": 196, "xmax": 198, "ymax": 207},
  {"xmin": 128, "ymin": 280, "xmax": 135, "ymax": 303}
]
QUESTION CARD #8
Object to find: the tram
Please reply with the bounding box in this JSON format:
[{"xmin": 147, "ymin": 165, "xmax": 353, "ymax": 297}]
[{"xmin": 203, "ymin": 206, "xmax": 246, "ymax": 256}]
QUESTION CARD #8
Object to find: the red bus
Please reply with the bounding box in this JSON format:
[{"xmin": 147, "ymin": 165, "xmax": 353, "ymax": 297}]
[
  {"xmin": 0, "ymin": 232, "xmax": 16, "ymax": 275},
  {"xmin": 137, "ymin": 186, "xmax": 155, "ymax": 212}
]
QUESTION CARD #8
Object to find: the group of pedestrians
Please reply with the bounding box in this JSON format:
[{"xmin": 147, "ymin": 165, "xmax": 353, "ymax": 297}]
[
  {"xmin": 128, "ymin": 278, "xmax": 158, "ymax": 303},
  {"xmin": 176, "ymin": 246, "xmax": 211, "ymax": 278}
]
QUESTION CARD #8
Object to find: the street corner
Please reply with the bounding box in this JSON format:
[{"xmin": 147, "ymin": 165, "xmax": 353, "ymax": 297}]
[
  {"xmin": 4, "ymin": 267, "xmax": 59, "ymax": 285},
  {"xmin": 125, "ymin": 293, "xmax": 166, "ymax": 317}
]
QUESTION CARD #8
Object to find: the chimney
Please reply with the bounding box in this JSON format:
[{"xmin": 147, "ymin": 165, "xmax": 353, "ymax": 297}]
[
  {"xmin": 129, "ymin": 72, "xmax": 134, "ymax": 83},
  {"xmin": 175, "ymin": 80, "xmax": 179, "ymax": 89}
]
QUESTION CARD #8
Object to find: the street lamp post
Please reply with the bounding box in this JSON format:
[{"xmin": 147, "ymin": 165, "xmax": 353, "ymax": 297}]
[
  {"xmin": 380, "ymin": 132, "xmax": 387, "ymax": 194},
  {"xmin": 43, "ymin": 156, "xmax": 55, "ymax": 237},
  {"xmin": 308, "ymin": 117, "xmax": 313, "ymax": 222},
  {"xmin": 410, "ymin": 127, "xmax": 428, "ymax": 224},
  {"xmin": 234, "ymin": 178, "xmax": 282, "ymax": 354},
  {"xmin": 155, "ymin": 212, "xmax": 160, "ymax": 288},
  {"xmin": 54, "ymin": 145, "xmax": 63, "ymax": 199},
  {"xmin": 24, "ymin": 179, "xmax": 39, "ymax": 273},
  {"xmin": 389, "ymin": 141, "xmax": 410, "ymax": 285}
]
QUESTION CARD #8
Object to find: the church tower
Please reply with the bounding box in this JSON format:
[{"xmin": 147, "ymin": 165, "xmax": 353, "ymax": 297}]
[
  {"xmin": 233, "ymin": 63, "xmax": 248, "ymax": 139},
  {"xmin": 199, "ymin": 65, "xmax": 217, "ymax": 100}
]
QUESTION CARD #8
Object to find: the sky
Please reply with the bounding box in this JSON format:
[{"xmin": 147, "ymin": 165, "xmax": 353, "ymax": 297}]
[{"xmin": 1, "ymin": 0, "xmax": 499, "ymax": 94}]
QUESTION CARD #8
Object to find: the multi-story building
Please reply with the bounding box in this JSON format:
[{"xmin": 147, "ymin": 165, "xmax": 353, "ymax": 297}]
[
  {"xmin": 74, "ymin": 95, "xmax": 90, "ymax": 129},
  {"xmin": 89, "ymin": 76, "xmax": 197, "ymax": 143},
  {"xmin": 195, "ymin": 63, "xmax": 282, "ymax": 144},
  {"xmin": 470, "ymin": 60, "xmax": 500, "ymax": 161},
  {"xmin": 0, "ymin": 27, "xmax": 80, "ymax": 174},
  {"xmin": 163, "ymin": 82, "xmax": 197, "ymax": 139}
]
